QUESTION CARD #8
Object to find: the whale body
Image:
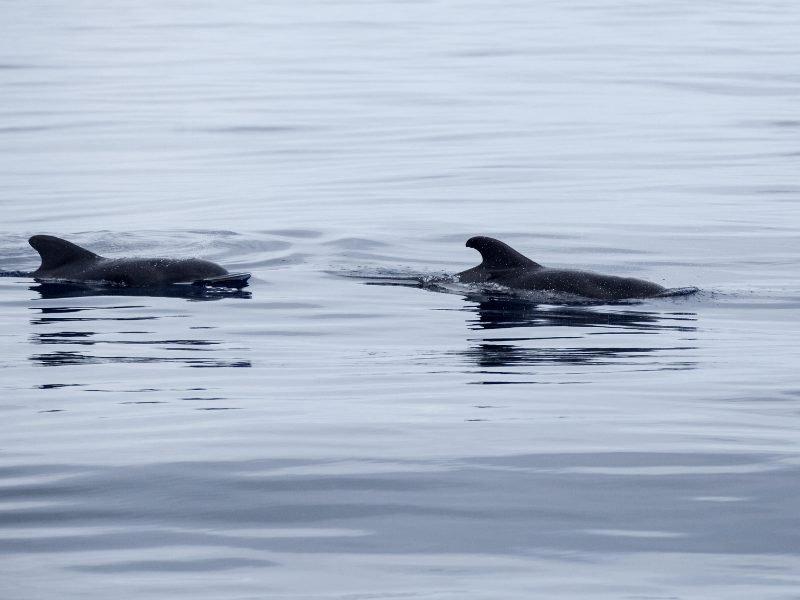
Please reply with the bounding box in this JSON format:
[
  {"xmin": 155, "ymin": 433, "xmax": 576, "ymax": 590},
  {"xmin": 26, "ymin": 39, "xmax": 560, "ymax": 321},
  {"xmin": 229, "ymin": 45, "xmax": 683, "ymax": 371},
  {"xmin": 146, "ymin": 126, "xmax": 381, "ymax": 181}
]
[
  {"xmin": 29, "ymin": 235, "xmax": 245, "ymax": 288},
  {"xmin": 457, "ymin": 236, "xmax": 667, "ymax": 300}
]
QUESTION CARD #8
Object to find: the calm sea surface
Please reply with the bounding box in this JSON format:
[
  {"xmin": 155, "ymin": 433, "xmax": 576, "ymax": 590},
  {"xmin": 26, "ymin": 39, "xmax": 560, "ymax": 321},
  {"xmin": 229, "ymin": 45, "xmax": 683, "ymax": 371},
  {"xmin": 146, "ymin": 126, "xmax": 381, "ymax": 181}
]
[{"xmin": 2, "ymin": 1, "xmax": 800, "ymax": 598}]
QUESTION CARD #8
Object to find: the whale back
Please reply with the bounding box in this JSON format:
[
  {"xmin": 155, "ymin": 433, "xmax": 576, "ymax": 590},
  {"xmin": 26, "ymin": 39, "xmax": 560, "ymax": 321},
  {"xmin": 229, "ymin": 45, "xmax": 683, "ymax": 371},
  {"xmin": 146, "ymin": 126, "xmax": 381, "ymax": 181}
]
[
  {"xmin": 459, "ymin": 235, "xmax": 670, "ymax": 299},
  {"xmin": 465, "ymin": 236, "xmax": 541, "ymax": 270},
  {"xmin": 30, "ymin": 235, "xmax": 100, "ymax": 274}
]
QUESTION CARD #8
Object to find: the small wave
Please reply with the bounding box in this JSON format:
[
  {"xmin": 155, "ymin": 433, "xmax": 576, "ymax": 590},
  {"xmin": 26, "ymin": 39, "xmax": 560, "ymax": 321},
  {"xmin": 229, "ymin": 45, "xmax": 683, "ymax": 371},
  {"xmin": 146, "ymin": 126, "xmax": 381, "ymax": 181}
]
[
  {"xmin": 657, "ymin": 287, "xmax": 700, "ymax": 298},
  {"xmin": 336, "ymin": 268, "xmax": 436, "ymax": 289},
  {"xmin": 0, "ymin": 270, "xmax": 30, "ymax": 277}
]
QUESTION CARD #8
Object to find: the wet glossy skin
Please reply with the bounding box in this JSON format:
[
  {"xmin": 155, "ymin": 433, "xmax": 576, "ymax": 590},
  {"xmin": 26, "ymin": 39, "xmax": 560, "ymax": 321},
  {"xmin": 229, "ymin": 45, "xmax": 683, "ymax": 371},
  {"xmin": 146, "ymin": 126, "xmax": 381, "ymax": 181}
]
[
  {"xmin": 458, "ymin": 236, "xmax": 666, "ymax": 301},
  {"xmin": 29, "ymin": 235, "xmax": 228, "ymax": 286}
]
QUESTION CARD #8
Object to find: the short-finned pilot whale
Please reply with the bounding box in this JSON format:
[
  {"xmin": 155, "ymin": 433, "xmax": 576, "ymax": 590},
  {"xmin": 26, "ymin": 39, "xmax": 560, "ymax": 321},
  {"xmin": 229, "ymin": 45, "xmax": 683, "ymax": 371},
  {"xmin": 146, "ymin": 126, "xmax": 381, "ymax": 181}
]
[
  {"xmin": 457, "ymin": 236, "xmax": 669, "ymax": 300},
  {"xmin": 28, "ymin": 235, "xmax": 249, "ymax": 288}
]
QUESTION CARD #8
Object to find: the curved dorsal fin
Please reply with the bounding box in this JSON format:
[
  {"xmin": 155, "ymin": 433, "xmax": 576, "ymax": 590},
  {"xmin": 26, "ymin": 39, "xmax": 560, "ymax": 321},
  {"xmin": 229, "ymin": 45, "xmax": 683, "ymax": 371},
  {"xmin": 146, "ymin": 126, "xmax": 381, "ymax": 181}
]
[
  {"xmin": 29, "ymin": 235, "xmax": 100, "ymax": 272},
  {"xmin": 466, "ymin": 236, "xmax": 541, "ymax": 270}
]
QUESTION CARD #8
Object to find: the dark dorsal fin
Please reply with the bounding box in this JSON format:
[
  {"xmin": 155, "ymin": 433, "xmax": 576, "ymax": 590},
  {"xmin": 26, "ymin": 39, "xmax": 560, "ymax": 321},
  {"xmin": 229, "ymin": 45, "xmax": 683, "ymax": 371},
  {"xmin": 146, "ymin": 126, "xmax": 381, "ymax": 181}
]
[
  {"xmin": 29, "ymin": 235, "xmax": 100, "ymax": 272},
  {"xmin": 466, "ymin": 236, "xmax": 542, "ymax": 270}
]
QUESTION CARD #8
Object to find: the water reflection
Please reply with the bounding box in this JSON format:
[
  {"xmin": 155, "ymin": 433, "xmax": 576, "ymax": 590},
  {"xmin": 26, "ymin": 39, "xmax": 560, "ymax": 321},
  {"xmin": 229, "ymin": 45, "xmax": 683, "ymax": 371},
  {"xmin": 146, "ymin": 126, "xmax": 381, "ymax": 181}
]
[
  {"xmin": 465, "ymin": 293, "xmax": 696, "ymax": 332},
  {"xmin": 28, "ymin": 301, "xmax": 251, "ymax": 368},
  {"xmin": 31, "ymin": 282, "xmax": 251, "ymax": 301},
  {"xmin": 460, "ymin": 342, "xmax": 697, "ymax": 370},
  {"xmin": 459, "ymin": 293, "xmax": 697, "ymax": 372},
  {"xmin": 30, "ymin": 351, "xmax": 252, "ymax": 368}
]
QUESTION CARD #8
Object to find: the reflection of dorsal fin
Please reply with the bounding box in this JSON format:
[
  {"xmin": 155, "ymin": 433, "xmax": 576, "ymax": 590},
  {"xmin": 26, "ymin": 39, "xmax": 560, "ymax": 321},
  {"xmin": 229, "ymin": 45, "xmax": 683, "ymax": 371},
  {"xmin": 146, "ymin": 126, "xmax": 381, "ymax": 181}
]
[
  {"xmin": 29, "ymin": 235, "xmax": 100, "ymax": 272},
  {"xmin": 466, "ymin": 236, "xmax": 541, "ymax": 270}
]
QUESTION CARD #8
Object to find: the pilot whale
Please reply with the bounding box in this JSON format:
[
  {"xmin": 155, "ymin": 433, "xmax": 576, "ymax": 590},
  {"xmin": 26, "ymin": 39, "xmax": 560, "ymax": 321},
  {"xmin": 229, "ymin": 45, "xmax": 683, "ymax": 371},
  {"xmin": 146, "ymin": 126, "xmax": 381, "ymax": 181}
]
[
  {"xmin": 457, "ymin": 236, "xmax": 668, "ymax": 300},
  {"xmin": 29, "ymin": 235, "xmax": 249, "ymax": 288}
]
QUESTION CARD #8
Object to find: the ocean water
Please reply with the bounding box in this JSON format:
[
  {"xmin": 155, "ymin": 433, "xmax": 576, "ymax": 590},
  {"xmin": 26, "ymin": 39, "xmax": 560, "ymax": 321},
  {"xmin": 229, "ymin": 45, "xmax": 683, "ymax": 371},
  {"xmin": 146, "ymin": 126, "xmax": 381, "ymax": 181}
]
[{"xmin": 2, "ymin": 1, "xmax": 800, "ymax": 598}]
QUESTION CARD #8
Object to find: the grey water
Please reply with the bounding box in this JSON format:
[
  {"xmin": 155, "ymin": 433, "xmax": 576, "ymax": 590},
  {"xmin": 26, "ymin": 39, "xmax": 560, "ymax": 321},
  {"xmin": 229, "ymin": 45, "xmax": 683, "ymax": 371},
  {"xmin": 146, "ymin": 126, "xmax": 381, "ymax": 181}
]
[{"xmin": 2, "ymin": 0, "xmax": 800, "ymax": 598}]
